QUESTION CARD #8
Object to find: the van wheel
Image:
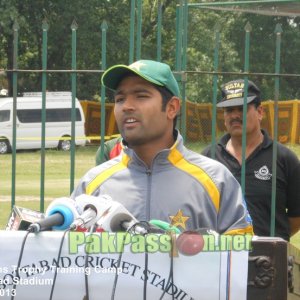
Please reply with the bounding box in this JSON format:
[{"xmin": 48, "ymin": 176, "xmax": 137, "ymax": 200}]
[
  {"xmin": 0, "ymin": 140, "xmax": 11, "ymax": 154},
  {"xmin": 58, "ymin": 137, "xmax": 71, "ymax": 151}
]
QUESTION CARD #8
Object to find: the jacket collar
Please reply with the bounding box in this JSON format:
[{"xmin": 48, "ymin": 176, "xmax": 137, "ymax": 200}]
[
  {"xmin": 218, "ymin": 129, "xmax": 272, "ymax": 150},
  {"xmin": 122, "ymin": 130, "xmax": 185, "ymax": 168}
]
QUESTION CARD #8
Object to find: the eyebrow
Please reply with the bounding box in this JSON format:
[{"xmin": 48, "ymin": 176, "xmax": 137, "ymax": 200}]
[{"xmin": 114, "ymin": 87, "xmax": 152, "ymax": 97}]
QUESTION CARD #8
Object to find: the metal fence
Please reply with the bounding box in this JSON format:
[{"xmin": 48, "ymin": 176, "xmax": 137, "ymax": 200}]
[{"xmin": 1, "ymin": 0, "xmax": 300, "ymax": 240}]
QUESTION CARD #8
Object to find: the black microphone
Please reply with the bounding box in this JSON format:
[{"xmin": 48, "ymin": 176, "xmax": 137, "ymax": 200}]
[
  {"xmin": 96, "ymin": 201, "xmax": 163, "ymax": 234},
  {"xmin": 110, "ymin": 213, "xmax": 147, "ymax": 234},
  {"xmin": 121, "ymin": 219, "xmax": 166, "ymax": 234},
  {"xmin": 28, "ymin": 214, "xmax": 65, "ymax": 232},
  {"xmin": 28, "ymin": 198, "xmax": 80, "ymax": 232}
]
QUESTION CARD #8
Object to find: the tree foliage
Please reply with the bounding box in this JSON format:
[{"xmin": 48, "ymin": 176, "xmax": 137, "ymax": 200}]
[{"xmin": 0, "ymin": 0, "xmax": 299, "ymax": 102}]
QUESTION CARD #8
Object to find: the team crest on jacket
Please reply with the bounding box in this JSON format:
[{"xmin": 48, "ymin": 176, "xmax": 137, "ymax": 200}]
[
  {"xmin": 169, "ymin": 209, "xmax": 190, "ymax": 230},
  {"xmin": 254, "ymin": 165, "xmax": 272, "ymax": 180}
]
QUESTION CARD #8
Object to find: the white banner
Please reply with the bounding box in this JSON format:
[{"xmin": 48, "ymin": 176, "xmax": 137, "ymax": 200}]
[{"xmin": 0, "ymin": 231, "xmax": 250, "ymax": 300}]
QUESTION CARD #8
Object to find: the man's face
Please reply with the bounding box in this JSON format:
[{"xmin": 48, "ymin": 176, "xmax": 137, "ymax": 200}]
[
  {"xmin": 114, "ymin": 75, "xmax": 177, "ymax": 148},
  {"xmin": 223, "ymin": 103, "xmax": 263, "ymax": 137}
]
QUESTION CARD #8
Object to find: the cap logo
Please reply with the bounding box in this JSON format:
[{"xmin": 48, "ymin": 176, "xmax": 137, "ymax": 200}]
[
  {"xmin": 224, "ymin": 82, "xmax": 245, "ymax": 100},
  {"xmin": 224, "ymin": 82, "xmax": 244, "ymax": 90},
  {"xmin": 226, "ymin": 92, "xmax": 243, "ymax": 100},
  {"xmin": 129, "ymin": 61, "xmax": 146, "ymax": 71}
]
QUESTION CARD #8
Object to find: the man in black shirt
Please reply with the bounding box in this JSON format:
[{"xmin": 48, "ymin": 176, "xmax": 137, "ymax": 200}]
[{"xmin": 202, "ymin": 79, "xmax": 300, "ymax": 241}]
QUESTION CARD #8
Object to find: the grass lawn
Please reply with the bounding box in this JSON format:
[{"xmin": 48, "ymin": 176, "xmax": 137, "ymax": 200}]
[
  {"xmin": 0, "ymin": 145, "xmax": 98, "ymax": 200},
  {"xmin": 0, "ymin": 145, "xmax": 98, "ymax": 227},
  {"xmin": 0, "ymin": 142, "xmax": 300, "ymax": 247}
]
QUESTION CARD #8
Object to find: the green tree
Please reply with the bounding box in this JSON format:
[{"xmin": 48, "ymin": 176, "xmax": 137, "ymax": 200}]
[
  {"xmin": 1, "ymin": 0, "xmax": 299, "ymax": 102},
  {"xmin": 225, "ymin": 13, "xmax": 300, "ymax": 100}
]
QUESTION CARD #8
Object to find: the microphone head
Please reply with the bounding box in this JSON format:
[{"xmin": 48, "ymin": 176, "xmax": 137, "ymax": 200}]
[
  {"xmin": 46, "ymin": 197, "xmax": 80, "ymax": 230},
  {"xmin": 110, "ymin": 213, "xmax": 134, "ymax": 232},
  {"xmin": 75, "ymin": 194, "xmax": 113, "ymax": 214},
  {"xmin": 74, "ymin": 194, "xmax": 114, "ymax": 228},
  {"xmin": 96, "ymin": 200, "xmax": 138, "ymax": 232},
  {"xmin": 47, "ymin": 206, "xmax": 74, "ymax": 230}
]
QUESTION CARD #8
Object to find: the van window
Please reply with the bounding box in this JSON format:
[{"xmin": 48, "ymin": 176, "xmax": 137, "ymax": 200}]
[
  {"xmin": 46, "ymin": 108, "xmax": 82, "ymax": 122},
  {"xmin": 17, "ymin": 108, "xmax": 82, "ymax": 123},
  {"xmin": 0, "ymin": 110, "xmax": 10, "ymax": 122}
]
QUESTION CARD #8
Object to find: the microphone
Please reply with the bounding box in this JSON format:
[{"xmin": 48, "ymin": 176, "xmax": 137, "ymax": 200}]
[
  {"xmin": 70, "ymin": 194, "xmax": 113, "ymax": 230},
  {"xmin": 71, "ymin": 195, "xmax": 164, "ymax": 234},
  {"xmin": 149, "ymin": 219, "xmax": 181, "ymax": 234},
  {"xmin": 96, "ymin": 201, "xmax": 152, "ymax": 234},
  {"xmin": 6, "ymin": 206, "xmax": 45, "ymax": 231},
  {"xmin": 28, "ymin": 198, "xmax": 80, "ymax": 232}
]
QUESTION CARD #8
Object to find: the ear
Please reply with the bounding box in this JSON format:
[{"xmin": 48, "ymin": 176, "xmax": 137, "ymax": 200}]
[
  {"xmin": 257, "ymin": 105, "xmax": 264, "ymax": 121},
  {"xmin": 166, "ymin": 97, "xmax": 181, "ymax": 120}
]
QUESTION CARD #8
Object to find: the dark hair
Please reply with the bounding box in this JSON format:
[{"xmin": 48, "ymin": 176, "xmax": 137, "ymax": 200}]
[
  {"xmin": 154, "ymin": 85, "xmax": 178, "ymax": 128},
  {"xmin": 251, "ymin": 97, "xmax": 261, "ymax": 108},
  {"xmin": 154, "ymin": 86, "xmax": 173, "ymax": 110}
]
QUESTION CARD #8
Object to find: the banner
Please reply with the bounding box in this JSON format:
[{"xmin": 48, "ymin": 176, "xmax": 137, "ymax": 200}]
[{"xmin": 0, "ymin": 231, "xmax": 250, "ymax": 300}]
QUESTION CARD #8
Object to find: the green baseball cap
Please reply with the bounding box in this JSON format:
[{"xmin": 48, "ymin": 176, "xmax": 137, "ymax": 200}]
[{"xmin": 101, "ymin": 60, "xmax": 180, "ymax": 97}]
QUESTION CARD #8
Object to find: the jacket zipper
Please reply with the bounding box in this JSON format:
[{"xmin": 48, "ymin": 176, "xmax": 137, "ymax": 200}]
[{"xmin": 145, "ymin": 168, "xmax": 152, "ymax": 221}]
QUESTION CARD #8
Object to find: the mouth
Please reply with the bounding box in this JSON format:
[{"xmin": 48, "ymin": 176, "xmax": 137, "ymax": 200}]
[
  {"xmin": 124, "ymin": 117, "xmax": 138, "ymax": 124},
  {"xmin": 123, "ymin": 117, "xmax": 139, "ymax": 128},
  {"xmin": 230, "ymin": 120, "xmax": 242, "ymax": 126}
]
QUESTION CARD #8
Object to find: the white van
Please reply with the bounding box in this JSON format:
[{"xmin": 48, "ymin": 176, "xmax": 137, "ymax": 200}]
[{"xmin": 0, "ymin": 92, "xmax": 86, "ymax": 154}]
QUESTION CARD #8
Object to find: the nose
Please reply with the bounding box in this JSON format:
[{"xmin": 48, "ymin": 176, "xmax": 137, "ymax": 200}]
[{"xmin": 121, "ymin": 96, "xmax": 136, "ymax": 112}]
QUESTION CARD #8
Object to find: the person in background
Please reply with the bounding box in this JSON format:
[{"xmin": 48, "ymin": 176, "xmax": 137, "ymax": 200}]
[
  {"xmin": 72, "ymin": 60, "xmax": 253, "ymax": 235},
  {"xmin": 202, "ymin": 79, "xmax": 300, "ymax": 241},
  {"xmin": 95, "ymin": 136, "xmax": 122, "ymax": 165}
]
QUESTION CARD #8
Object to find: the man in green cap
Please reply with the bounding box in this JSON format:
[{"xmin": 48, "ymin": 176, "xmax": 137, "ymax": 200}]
[{"xmin": 72, "ymin": 60, "xmax": 253, "ymax": 235}]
